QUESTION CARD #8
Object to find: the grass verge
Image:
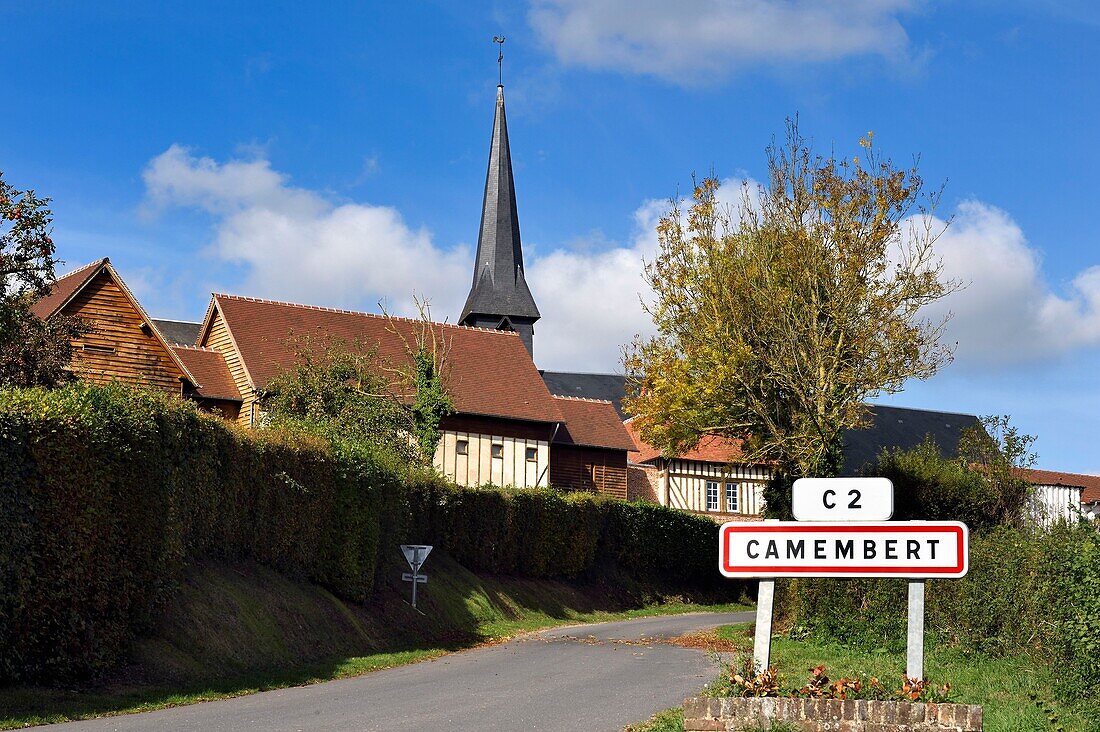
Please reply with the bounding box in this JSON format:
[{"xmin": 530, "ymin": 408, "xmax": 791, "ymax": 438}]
[
  {"xmin": 0, "ymin": 556, "xmax": 749, "ymax": 729},
  {"xmin": 625, "ymin": 623, "xmax": 1099, "ymax": 732}
]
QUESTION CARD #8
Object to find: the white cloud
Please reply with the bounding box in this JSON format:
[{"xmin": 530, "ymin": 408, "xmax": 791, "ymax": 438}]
[
  {"xmin": 142, "ymin": 145, "xmax": 471, "ymax": 317},
  {"xmin": 923, "ymin": 200, "xmax": 1100, "ymax": 367},
  {"xmin": 528, "ymin": 0, "xmax": 915, "ymax": 82},
  {"xmin": 142, "ymin": 147, "xmax": 1100, "ymax": 373}
]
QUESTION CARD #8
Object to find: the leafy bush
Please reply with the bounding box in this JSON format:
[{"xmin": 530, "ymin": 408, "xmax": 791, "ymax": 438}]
[
  {"xmin": 778, "ymin": 523, "xmax": 1100, "ymax": 702},
  {"xmin": 873, "ymin": 437, "xmax": 1029, "ymax": 532}
]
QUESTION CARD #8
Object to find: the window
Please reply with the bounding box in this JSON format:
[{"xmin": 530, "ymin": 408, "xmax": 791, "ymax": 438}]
[
  {"xmin": 525, "ymin": 446, "xmax": 538, "ymax": 462},
  {"xmin": 81, "ymin": 343, "xmax": 116, "ymax": 355},
  {"xmin": 725, "ymin": 482, "xmax": 738, "ymax": 513},
  {"xmin": 706, "ymin": 481, "xmax": 719, "ymax": 511},
  {"xmin": 491, "ymin": 443, "xmax": 504, "ymax": 459},
  {"xmin": 456, "ymin": 440, "xmax": 469, "ymax": 456}
]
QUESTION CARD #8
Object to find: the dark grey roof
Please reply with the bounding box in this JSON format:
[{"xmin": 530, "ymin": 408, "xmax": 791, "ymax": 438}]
[
  {"xmin": 153, "ymin": 318, "xmax": 202, "ymax": 346},
  {"xmin": 840, "ymin": 404, "xmax": 981, "ymax": 476},
  {"xmin": 459, "ymin": 85, "xmax": 540, "ymax": 324},
  {"xmin": 539, "ymin": 371, "xmax": 979, "ymax": 472},
  {"xmin": 541, "ymin": 371, "xmax": 632, "ymax": 419}
]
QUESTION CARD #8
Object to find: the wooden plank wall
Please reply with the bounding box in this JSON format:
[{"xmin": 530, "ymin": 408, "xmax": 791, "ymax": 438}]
[
  {"xmin": 551, "ymin": 445, "xmax": 628, "ymax": 499},
  {"xmin": 434, "ymin": 430, "xmax": 548, "ymax": 488},
  {"xmin": 200, "ymin": 308, "xmax": 256, "ymax": 426},
  {"xmin": 62, "ymin": 272, "xmax": 185, "ymax": 395}
]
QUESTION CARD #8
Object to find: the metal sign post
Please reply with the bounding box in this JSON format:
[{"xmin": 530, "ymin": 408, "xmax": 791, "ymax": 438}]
[
  {"xmin": 907, "ymin": 580, "xmax": 925, "ymax": 679},
  {"xmin": 400, "ymin": 545, "xmax": 432, "ymax": 609},
  {"xmin": 752, "ymin": 577, "xmax": 775, "ymax": 674}
]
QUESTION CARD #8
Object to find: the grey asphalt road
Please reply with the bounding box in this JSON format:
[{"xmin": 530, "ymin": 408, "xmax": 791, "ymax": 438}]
[{"xmin": 42, "ymin": 610, "xmax": 753, "ymax": 732}]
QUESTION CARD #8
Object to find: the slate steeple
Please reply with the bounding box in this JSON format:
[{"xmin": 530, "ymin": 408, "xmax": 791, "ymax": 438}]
[{"xmin": 459, "ymin": 83, "xmax": 540, "ymax": 356}]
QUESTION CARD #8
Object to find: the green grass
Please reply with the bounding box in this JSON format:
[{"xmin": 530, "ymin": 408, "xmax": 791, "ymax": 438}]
[
  {"xmin": 0, "ymin": 557, "xmax": 749, "ymax": 729},
  {"xmin": 713, "ymin": 624, "xmax": 1097, "ymax": 732},
  {"xmin": 624, "ymin": 707, "xmax": 684, "ymax": 732},
  {"xmin": 625, "ymin": 624, "xmax": 1098, "ymax": 732}
]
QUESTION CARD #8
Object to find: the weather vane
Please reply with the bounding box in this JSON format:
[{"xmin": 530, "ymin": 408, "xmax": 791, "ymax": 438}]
[{"xmin": 493, "ymin": 35, "xmax": 505, "ymax": 85}]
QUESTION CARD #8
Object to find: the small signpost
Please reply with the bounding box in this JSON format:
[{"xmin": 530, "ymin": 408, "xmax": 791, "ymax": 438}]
[
  {"xmin": 400, "ymin": 544, "xmax": 432, "ymax": 609},
  {"xmin": 721, "ymin": 478, "xmax": 969, "ymax": 680}
]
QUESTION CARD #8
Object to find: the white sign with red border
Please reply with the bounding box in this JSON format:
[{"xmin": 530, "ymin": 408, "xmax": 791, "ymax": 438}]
[{"xmin": 719, "ymin": 521, "xmax": 968, "ymax": 579}]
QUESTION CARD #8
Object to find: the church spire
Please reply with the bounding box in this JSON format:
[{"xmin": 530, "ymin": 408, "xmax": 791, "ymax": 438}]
[{"xmin": 459, "ymin": 53, "xmax": 540, "ymax": 356}]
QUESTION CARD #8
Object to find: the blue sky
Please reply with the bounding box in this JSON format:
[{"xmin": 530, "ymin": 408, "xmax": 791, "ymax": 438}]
[{"xmin": 3, "ymin": 1, "xmax": 1100, "ymax": 472}]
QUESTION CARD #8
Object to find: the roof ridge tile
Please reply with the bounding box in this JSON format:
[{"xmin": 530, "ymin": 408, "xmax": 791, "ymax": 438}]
[
  {"xmin": 551, "ymin": 394, "xmax": 615, "ymax": 405},
  {"xmin": 53, "ymin": 257, "xmax": 108, "ymax": 281},
  {"xmin": 212, "ymin": 293, "xmax": 523, "ymax": 336}
]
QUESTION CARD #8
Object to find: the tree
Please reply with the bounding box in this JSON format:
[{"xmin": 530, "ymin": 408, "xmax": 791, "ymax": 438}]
[
  {"xmin": 0, "ymin": 170, "xmax": 88, "ymax": 387},
  {"xmin": 262, "ymin": 335, "xmax": 422, "ymax": 463},
  {"xmin": 381, "ymin": 299, "xmax": 455, "ymax": 462},
  {"xmin": 262, "ymin": 299, "xmax": 454, "ymax": 465},
  {"xmin": 624, "ymin": 122, "xmax": 957, "ymax": 480}
]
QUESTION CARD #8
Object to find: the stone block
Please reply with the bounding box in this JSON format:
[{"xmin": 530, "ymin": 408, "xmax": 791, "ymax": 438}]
[{"xmin": 967, "ymin": 705, "xmax": 983, "ymax": 731}]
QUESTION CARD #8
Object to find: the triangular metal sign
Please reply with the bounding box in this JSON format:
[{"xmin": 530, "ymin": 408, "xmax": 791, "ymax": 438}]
[{"xmin": 400, "ymin": 544, "xmax": 432, "ymax": 572}]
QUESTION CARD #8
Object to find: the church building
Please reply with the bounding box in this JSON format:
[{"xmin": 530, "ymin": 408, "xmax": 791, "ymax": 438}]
[{"xmin": 32, "ymin": 78, "xmax": 634, "ymax": 498}]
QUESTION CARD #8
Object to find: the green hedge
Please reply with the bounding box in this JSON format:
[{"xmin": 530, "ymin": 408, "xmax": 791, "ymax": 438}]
[
  {"xmin": 404, "ymin": 481, "xmax": 728, "ymax": 589},
  {"xmin": 0, "ymin": 384, "xmax": 406, "ymax": 682},
  {"xmin": 0, "ymin": 383, "xmax": 735, "ymax": 684}
]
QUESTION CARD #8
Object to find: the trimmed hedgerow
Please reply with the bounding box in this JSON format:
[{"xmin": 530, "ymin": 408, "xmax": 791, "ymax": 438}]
[
  {"xmin": 0, "ymin": 383, "xmax": 734, "ymax": 685},
  {"xmin": 404, "ymin": 481, "xmax": 728, "ymax": 589},
  {"xmin": 0, "ymin": 383, "xmax": 406, "ymax": 682}
]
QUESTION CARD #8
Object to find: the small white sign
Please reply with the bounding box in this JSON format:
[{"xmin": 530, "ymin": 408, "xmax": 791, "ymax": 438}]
[
  {"xmin": 792, "ymin": 477, "xmax": 894, "ymax": 521},
  {"xmin": 719, "ymin": 521, "xmax": 968, "ymax": 579}
]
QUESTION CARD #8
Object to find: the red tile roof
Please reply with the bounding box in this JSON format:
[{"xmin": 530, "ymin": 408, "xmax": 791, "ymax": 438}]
[
  {"xmin": 552, "ymin": 396, "xmax": 637, "ymax": 451},
  {"xmin": 625, "ymin": 418, "xmax": 749, "ymax": 464},
  {"xmin": 171, "ymin": 346, "xmax": 242, "ymax": 402},
  {"xmin": 30, "ymin": 258, "xmax": 108, "ymax": 319},
  {"xmin": 1017, "ymin": 467, "xmax": 1100, "ymax": 503},
  {"xmin": 204, "ymin": 294, "xmax": 565, "ymax": 425}
]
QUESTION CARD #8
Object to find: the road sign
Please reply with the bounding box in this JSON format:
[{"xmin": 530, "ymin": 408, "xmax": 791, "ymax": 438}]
[
  {"xmin": 401, "ymin": 545, "xmax": 432, "ymax": 572},
  {"xmin": 792, "ymin": 477, "xmax": 894, "ymax": 521},
  {"xmin": 400, "ymin": 545, "xmax": 433, "ymax": 608},
  {"xmin": 719, "ymin": 521, "xmax": 968, "ymax": 579}
]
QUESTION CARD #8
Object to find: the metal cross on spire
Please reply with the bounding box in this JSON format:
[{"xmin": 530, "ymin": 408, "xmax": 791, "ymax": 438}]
[{"xmin": 493, "ymin": 35, "xmax": 505, "ymax": 85}]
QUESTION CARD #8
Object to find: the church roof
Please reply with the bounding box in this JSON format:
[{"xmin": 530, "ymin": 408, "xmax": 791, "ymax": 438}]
[
  {"xmin": 201, "ymin": 294, "xmax": 563, "ymax": 425},
  {"xmin": 459, "ymin": 85, "xmax": 540, "ymax": 323},
  {"xmin": 542, "ymin": 371, "xmax": 632, "ymax": 418}
]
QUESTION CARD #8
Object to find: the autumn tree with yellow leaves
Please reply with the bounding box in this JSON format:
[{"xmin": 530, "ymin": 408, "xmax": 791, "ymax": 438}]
[{"xmin": 624, "ymin": 122, "xmax": 957, "ymax": 483}]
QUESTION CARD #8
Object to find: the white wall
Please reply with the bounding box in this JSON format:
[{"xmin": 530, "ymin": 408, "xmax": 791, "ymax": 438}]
[
  {"xmin": 1029, "ymin": 484, "xmax": 1083, "ymax": 527},
  {"xmin": 434, "ymin": 430, "xmax": 548, "ymax": 488}
]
